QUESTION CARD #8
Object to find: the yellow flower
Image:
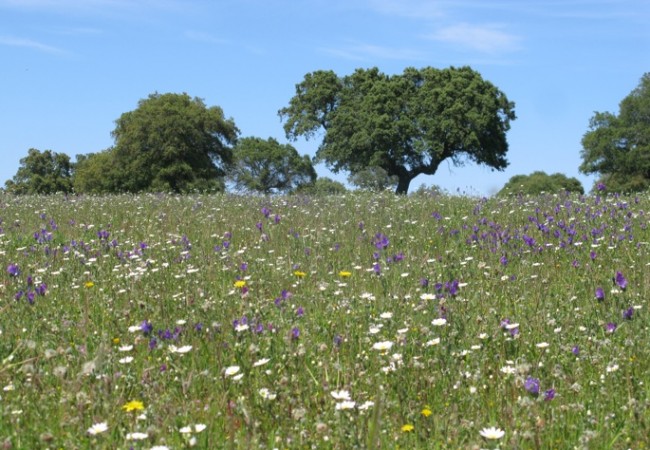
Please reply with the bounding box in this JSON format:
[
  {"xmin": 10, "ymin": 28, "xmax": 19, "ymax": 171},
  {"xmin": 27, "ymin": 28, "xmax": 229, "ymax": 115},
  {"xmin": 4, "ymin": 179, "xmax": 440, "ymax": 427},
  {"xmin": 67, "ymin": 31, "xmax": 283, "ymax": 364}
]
[
  {"xmin": 421, "ymin": 408, "xmax": 432, "ymax": 417},
  {"xmin": 234, "ymin": 280, "xmax": 246, "ymax": 288},
  {"xmin": 401, "ymin": 424, "xmax": 415, "ymax": 432},
  {"xmin": 338, "ymin": 271, "xmax": 352, "ymax": 278},
  {"xmin": 112, "ymin": 337, "xmax": 120, "ymax": 345},
  {"xmin": 85, "ymin": 281, "xmax": 95, "ymax": 288},
  {"xmin": 293, "ymin": 270, "xmax": 306, "ymax": 278},
  {"xmin": 122, "ymin": 400, "xmax": 145, "ymax": 412}
]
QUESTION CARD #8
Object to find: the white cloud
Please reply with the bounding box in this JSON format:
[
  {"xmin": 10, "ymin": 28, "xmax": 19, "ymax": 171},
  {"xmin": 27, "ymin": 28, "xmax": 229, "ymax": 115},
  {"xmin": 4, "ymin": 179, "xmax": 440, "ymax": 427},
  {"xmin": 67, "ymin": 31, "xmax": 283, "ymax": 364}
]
[
  {"xmin": 0, "ymin": 36, "xmax": 66, "ymax": 54},
  {"xmin": 427, "ymin": 23, "xmax": 522, "ymax": 54}
]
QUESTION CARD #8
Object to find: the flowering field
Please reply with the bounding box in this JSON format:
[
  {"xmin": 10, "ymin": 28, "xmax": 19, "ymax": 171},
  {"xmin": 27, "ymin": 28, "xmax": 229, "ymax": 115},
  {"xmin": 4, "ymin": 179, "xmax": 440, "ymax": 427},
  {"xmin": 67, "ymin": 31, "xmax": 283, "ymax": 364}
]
[{"xmin": 1, "ymin": 191, "xmax": 649, "ymax": 449}]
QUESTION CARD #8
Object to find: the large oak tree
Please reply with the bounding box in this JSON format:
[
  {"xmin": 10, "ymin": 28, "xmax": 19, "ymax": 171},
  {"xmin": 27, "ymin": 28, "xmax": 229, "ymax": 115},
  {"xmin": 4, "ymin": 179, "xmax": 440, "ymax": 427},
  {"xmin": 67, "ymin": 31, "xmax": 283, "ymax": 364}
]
[
  {"xmin": 111, "ymin": 92, "xmax": 238, "ymax": 193},
  {"xmin": 279, "ymin": 66, "xmax": 516, "ymax": 194},
  {"xmin": 5, "ymin": 148, "xmax": 73, "ymax": 194},
  {"xmin": 580, "ymin": 73, "xmax": 650, "ymax": 193},
  {"xmin": 229, "ymin": 137, "xmax": 316, "ymax": 194}
]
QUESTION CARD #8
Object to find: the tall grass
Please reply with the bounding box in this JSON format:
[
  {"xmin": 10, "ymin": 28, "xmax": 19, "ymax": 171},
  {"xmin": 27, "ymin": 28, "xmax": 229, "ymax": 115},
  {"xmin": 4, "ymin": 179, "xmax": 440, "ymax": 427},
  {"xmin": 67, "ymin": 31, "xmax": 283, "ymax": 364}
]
[{"xmin": 0, "ymin": 191, "xmax": 649, "ymax": 449}]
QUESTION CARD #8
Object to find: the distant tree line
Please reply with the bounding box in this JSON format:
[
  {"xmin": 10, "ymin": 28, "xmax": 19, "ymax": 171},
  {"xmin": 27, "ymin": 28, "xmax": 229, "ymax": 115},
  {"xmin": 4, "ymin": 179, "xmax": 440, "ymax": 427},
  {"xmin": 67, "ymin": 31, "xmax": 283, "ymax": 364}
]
[{"xmin": 5, "ymin": 69, "xmax": 648, "ymax": 196}]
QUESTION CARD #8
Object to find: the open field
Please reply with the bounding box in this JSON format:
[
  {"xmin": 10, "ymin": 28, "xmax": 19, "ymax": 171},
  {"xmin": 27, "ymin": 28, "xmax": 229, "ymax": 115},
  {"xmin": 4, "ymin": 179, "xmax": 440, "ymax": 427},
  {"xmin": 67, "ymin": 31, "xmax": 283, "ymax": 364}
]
[{"xmin": 1, "ymin": 191, "xmax": 649, "ymax": 449}]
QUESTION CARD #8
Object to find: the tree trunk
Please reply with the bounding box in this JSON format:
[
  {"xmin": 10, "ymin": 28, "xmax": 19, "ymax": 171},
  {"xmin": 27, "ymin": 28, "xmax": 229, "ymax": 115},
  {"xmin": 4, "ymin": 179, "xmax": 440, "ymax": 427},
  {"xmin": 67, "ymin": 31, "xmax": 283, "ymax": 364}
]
[{"xmin": 395, "ymin": 175, "xmax": 413, "ymax": 195}]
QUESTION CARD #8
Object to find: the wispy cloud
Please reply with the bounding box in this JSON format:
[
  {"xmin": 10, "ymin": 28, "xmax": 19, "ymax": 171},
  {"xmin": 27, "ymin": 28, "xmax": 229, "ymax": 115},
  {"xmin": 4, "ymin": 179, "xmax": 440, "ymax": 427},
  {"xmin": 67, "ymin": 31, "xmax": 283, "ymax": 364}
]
[
  {"xmin": 0, "ymin": 35, "xmax": 67, "ymax": 54},
  {"xmin": 426, "ymin": 23, "xmax": 522, "ymax": 54},
  {"xmin": 322, "ymin": 41, "xmax": 425, "ymax": 62}
]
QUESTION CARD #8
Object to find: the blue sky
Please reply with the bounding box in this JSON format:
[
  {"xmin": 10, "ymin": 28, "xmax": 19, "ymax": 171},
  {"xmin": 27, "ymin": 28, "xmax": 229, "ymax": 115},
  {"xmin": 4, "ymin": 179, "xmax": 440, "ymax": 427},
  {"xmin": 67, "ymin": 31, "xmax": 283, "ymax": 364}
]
[{"xmin": 1, "ymin": 0, "xmax": 648, "ymax": 195}]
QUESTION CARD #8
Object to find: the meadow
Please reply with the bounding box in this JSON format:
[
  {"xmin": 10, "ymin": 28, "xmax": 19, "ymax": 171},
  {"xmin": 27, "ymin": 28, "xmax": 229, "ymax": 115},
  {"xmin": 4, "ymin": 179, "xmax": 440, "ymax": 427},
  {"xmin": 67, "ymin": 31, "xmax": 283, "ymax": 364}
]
[{"xmin": 0, "ymin": 190, "xmax": 649, "ymax": 449}]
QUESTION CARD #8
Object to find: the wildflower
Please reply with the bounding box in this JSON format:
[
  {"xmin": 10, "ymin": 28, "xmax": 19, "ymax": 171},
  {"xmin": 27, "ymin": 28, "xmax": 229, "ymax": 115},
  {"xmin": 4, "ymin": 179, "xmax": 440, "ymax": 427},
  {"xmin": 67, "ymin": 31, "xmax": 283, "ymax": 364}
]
[
  {"xmin": 605, "ymin": 322, "xmax": 617, "ymax": 333},
  {"xmin": 293, "ymin": 270, "xmax": 306, "ymax": 278},
  {"xmin": 119, "ymin": 356, "xmax": 134, "ymax": 364},
  {"xmin": 126, "ymin": 432, "xmax": 148, "ymax": 440},
  {"xmin": 87, "ymin": 422, "xmax": 108, "ymax": 435},
  {"xmin": 536, "ymin": 342, "xmax": 549, "ymax": 348},
  {"xmin": 335, "ymin": 401, "xmax": 356, "ymax": 410},
  {"xmin": 421, "ymin": 408, "xmax": 432, "ymax": 417},
  {"xmin": 622, "ymin": 307, "xmax": 634, "ymax": 320},
  {"xmin": 524, "ymin": 376, "xmax": 540, "ymax": 395},
  {"xmin": 401, "ymin": 424, "xmax": 414, "ymax": 432},
  {"xmin": 372, "ymin": 341, "xmax": 393, "ymax": 352},
  {"xmin": 234, "ymin": 280, "xmax": 246, "ymax": 288},
  {"xmin": 224, "ymin": 366, "xmax": 240, "ymax": 377},
  {"xmin": 614, "ymin": 271, "xmax": 627, "ymax": 290},
  {"xmin": 358, "ymin": 401, "xmax": 375, "ymax": 410},
  {"xmin": 425, "ymin": 338, "xmax": 441, "ymax": 346},
  {"xmin": 253, "ymin": 358, "xmax": 270, "ymax": 367},
  {"xmin": 479, "ymin": 426, "xmax": 505, "ymax": 440},
  {"xmin": 330, "ymin": 390, "xmax": 351, "ymax": 401},
  {"xmin": 84, "ymin": 281, "xmax": 95, "ymax": 289},
  {"xmin": 6, "ymin": 263, "xmax": 20, "ymax": 277},
  {"xmin": 258, "ymin": 388, "xmax": 277, "ymax": 400},
  {"xmin": 338, "ymin": 270, "xmax": 352, "ymax": 277},
  {"xmin": 179, "ymin": 424, "xmax": 207, "ymax": 433},
  {"xmin": 595, "ymin": 287, "xmax": 605, "ymax": 302},
  {"xmin": 500, "ymin": 366, "xmax": 516, "ymax": 375},
  {"xmin": 431, "ymin": 318, "xmax": 447, "ymax": 327},
  {"xmin": 169, "ymin": 345, "xmax": 192, "ymax": 354},
  {"xmin": 122, "ymin": 400, "xmax": 145, "ymax": 412},
  {"xmin": 544, "ymin": 388, "xmax": 556, "ymax": 401},
  {"xmin": 571, "ymin": 345, "xmax": 580, "ymax": 356}
]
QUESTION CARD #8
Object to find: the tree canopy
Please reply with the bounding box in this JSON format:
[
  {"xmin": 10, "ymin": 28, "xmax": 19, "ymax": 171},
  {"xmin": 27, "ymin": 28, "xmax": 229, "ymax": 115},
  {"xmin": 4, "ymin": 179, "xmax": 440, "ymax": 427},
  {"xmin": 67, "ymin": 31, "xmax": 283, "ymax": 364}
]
[
  {"xmin": 279, "ymin": 66, "xmax": 515, "ymax": 194},
  {"xmin": 229, "ymin": 137, "xmax": 316, "ymax": 194},
  {"xmin": 110, "ymin": 92, "xmax": 239, "ymax": 193},
  {"xmin": 497, "ymin": 171, "xmax": 584, "ymax": 196},
  {"xmin": 580, "ymin": 73, "xmax": 650, "ymax": 193},
  {"xmin": 5, "ymin": 148, "xmax": 73, "ymax": 194}
]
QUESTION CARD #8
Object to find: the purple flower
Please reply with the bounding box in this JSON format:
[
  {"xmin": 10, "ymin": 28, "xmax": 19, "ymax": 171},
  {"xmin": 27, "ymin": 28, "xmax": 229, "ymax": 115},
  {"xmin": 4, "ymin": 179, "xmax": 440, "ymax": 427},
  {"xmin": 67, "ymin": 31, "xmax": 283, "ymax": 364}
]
[
  {"xmin": 524, "ymin": 377, "xmax": 540, "ymax": 396},
  {"xmin": 148, "ymin": 338, "xmax": 157, "ymax": 350},
  {"xmin": 595, "ymin": 287, "xmax": 605, "ymax": 302},
  {"xmin": 35, "ymin": 283, "xmax": 47, "ymax": 296},
  {"xmin": 239, "ymin": 263, "xmax": 248, "ymax": 271},
  {"xmin": 589, "ymin": 251, "xmax": 597, "ymax": 261},
  {"xmin": 291, "ymin": 327, "xmax": 300, "ymax": 340},
  {"xmin": 597, "ymin": 182, "xmax": 606, "ymax": 191},
  {"xmin": 622, "ymin": 307, "xmax": 634, "ymax": 320},
  {"xmin": 333, "ymin": 335, "xmax": 342, "ymax": 347},
  {"xmin": 7, "ymin": 263, "xmax": 20, "ymax": 277},
  {"xmin": 420, "ymin": 278, "xmax": 429, "ymax": 288},
  {"xmin": 606, "ymin": 322, "xmax": 617, "ymax": 333},
  {"xmin": 372, "ymin": 233, "xmax": 390, "ymax": 250},
  {"xmin": 499, "ymin": 255, "xmax": 508, "ymax": 266},
  {"xmin": 140, "ymin": 320, "xmax": 153, "ymax": 335},
  {"xmin": 296, "ymin": 306, "xmax": 304, "ymax": 317},
  {"xmin": 614, "ymin": 271, "xmax": 627, "ymax": 290},
  {"xmin": 571, "ymin": 345, "xmax": 580, "ymax": 356},
  {"xmin": 372, "ymin": 263, "xmax": 381, "ymax": 275},
  {"xmin": 544, "ymin": 388, "xmax": 556, "ymax": 401},
  {"xmin": 261, "ymin": 207, "xmax": 271, "ymax": 218}
]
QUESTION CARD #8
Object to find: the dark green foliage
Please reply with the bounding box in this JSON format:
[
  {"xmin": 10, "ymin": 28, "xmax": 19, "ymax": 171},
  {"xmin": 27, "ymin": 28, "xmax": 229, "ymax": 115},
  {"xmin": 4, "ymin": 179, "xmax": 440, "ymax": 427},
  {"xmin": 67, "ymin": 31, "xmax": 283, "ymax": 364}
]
[
  {"xmin": 109, "ymin": 92, "xmax": 238, "ymax": 193},
  {"xmin": 5, "ymin": 148, "xmax": 73, "ymax": 194},
  {"xmin": 280, "ymin": 66, "xmax": 515, "ymax": 194},
  {"xmin": 293, "ymin": 177, "xmax": 347, "ymax": 195},
  {"xmin": 73, "ymin": 150, "xmax": 121, "ymax": 194},
  {"xmin": 229, "ymin": 137, "xmax": 316, "ymax": 194},
  {"xmin": 580, "ymin": 73, "xmax": 650, "ymax": 193},
  {"xmin": 498, "ymin": 171, "xmax": 584, "ymax": 196}
]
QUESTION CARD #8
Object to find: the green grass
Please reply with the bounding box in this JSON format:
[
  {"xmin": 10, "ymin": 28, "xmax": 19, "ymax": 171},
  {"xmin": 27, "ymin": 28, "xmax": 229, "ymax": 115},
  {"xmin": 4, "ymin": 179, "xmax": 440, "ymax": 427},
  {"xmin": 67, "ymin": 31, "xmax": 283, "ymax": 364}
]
[{"xmin": 1, "ymin": 191, "xmax": 649, "ymax": 449}]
